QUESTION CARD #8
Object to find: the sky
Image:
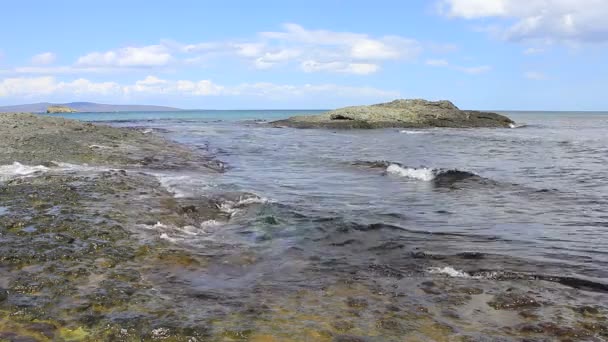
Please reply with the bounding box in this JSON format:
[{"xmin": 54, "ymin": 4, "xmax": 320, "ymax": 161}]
[{"xmin": 1, "ymin": 0, "xmax": 608, "ymax": 110}]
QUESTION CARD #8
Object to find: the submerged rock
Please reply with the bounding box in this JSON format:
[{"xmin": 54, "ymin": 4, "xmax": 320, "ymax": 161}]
[{"xmin": 272, "ymin": 99, "xmax": 514, "ymax": 129}]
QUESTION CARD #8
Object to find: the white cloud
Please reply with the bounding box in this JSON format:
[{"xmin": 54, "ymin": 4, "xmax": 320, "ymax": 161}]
[
  {"xmin": 425, "ymin": 59, "xmax": 450, "ymax": 67},
  {"xmin": 125, "ymin": 76, "xmax": 226, "ymax": 96},
  {"xmin": 0, "ymin": 76, "xmax": 121, "ymax": 97},
  {"xmin": 455, "ymin": 65, "xmax": 492, "ymax": 74},
  {"xmin": 225, "ymin": 24, "xmax": 420, "ymax": 73},
  {"xmin": 523, "ymin": 47, "xmax": 545, "ymax": 55},
  {"xmin": 438, "ymin": 0, "xmax": 608, "ymax": 43},
  {"xmin": 300, "ymin": 60, "xmax": 380, "ymax": 75},
  {"xmin": 425, "ymin": 58, "xmax": 491, "ymax": 74},
  {"xmin": 0, "ymin": 76, "xmax": 398, "ymax": 100},
  {"xmin": 31, "ymin": 52, "xmax": 56, "ymax": 65},
  {"xmin": 3, "ymin": 24, "xmax": 431, "ymax": 76},
  {"xmin": 76, "ymin": 45, "xmax": 172, "ymax": 67},
  {"xmin": 524, "ymin": 71, "xmax": 546, "ymax": 80},
  {"xmin": 253, "ymin": 49, "xmax": 302, "ymax": 69},
  {"xmin": 261, "ymin": 24, "xmax": 421, "ymax": 61}
]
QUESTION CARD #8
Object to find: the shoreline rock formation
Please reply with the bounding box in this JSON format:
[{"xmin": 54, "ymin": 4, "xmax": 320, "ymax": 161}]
[
  {"xmin": 46, "ymin": 105, "xmax": 78, "ymax": 114},
  {"xmin": 272, "ymin": 99, "xmax": 514, "ymax": 129}
]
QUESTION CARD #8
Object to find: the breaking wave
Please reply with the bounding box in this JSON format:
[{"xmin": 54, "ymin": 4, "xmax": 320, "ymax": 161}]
[{"xmin": 354, "ymin": 161, "xmax": 481, "ymax": 183}]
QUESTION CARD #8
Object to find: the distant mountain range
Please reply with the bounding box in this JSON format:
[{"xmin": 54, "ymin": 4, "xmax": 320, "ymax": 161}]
[{"xmin": 0, "ymin": 102, "xmax": 182, "ymax": 113}]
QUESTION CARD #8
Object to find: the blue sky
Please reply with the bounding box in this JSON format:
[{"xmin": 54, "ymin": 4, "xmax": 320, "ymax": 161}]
[{"xmin": 1, "ymin": 0, "xmax": 607, "ymax": 110}]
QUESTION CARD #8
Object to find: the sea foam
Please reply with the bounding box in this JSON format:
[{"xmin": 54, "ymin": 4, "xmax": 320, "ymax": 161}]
[
  {"xmin": 427, "ymin": 266, "xmax": 473, "ymax": 278},
  {"xmin": 386, "ymin": 164, "xmax": 436, "ymax": 181},
  {"xmin": 399, "ymin": 130, "xmax": 428, "ymax": 135},
  {"xmin": 0, "ymin": 162, "xmax": 49, "ymax": 181}
]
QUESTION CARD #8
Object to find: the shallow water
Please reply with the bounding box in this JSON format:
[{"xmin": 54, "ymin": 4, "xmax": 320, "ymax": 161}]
[
  {"xmin": 20, "ymin": 110, "xmax": 608, "ymax": 339},
  {"xmin": 97, "ymin": 111, "xmax": 608, "ymax": 282}
]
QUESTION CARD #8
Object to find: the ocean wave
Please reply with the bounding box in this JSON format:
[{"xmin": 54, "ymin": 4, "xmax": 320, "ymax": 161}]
[
  {"xmin": 386, "ymin": 164, "xmax": 436, "ymax": 181},
  {"xmin": 427, "ymin": 266, "xmax": 608, "ymax": 293},
  {"xmin": 0, "ymin": 162, "xmax": 50, "ymax": 181},
  {"xmin": 386, "ymin": 163, "xmax": 479, "ymax": 183},
  {"xmin": 353, "ymin": 160, "xmax": 480, "ymax": 183}
]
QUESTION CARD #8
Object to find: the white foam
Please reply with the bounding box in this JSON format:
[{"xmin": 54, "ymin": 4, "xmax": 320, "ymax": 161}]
[
  {"xmin": 218, "ymin": 196, "xmax": 270, "ymax": 216},
  {"xmin": 154, "ymin": 174, "xmax": 192, "ymax": 198},
  {"xmin": 0, "ymin": 162, "xmax": 49, "ymax": 181},
  {"xmin": 400, "ymin": 130, "xmax": 427, "ymax": 135},
  {"xmin": 142, "ymin": 220, "xmax": 222, "ymax": 244},
  {"xmin": 88, "ymin": 144, "xmax": 110, "ymax": 149},
  {"xmin": 386, "ymin": 164, "xmax": 436, "ymax": 181},
  {"xmin": 427, "ymin": 266, "xmax": 471, "ymax": 278},
  {"xmin": 159, "ymin": 233, "xmax": 177, "ymax": 243},
  {"xmin": 152, "ymin": 173, "xmax": 215, "ymax": 198},
  {"xmin": 53, "ymin": 162, "xmax": 110, "ymax": 173},
  {"xmin": 509, "ymin": 123, "xmax": 527, "ymax": 129}
]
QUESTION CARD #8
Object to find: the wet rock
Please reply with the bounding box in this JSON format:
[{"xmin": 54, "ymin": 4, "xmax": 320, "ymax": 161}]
[
  {"xmin": 26, "ymin": 322, "xmax": 57, "ymax": 339},
  {"xmin": 572, "ymin": 305, "xmax": 600, "ymax": 316},
  {"xmin": 580, "ymin": 322, "xmax": 608, "ymax": 336},
  {"xmin": 0, "ymin": 332, "xmax": 40, "ymax": 342},
  {"xmin": 333, "ymin": 335, "xmax": 369, "ymax": 342},
  {"xmin": 345, "ymin": 297, "xmax": 368, "ymax": 309},
  {"xmin": 385, "ymin": 304, "xmax": 401, "ymax": 312},
  {"xmin": 488, "ymin": 292, "xmax": 541, "ymax": 310},
  {"xmin": 458, "ymin": 287, "xmax": 484, "ymax": 295},
  {"xmin": 332, "ymin": 320, "xmax": 354, "ymax": 332},
  {"xmin": 376, "ymin": 318, "xmax": 404, "ymax": 332}
]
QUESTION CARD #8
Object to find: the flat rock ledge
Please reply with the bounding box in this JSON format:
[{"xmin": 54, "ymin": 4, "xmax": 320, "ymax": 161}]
[
  {"xmin": 272, "ymin": 99, "xmax": 515, "ymax": 129},
  {"xmin": 46, "ymin": 105, "xmax": 78, "ymax": 113}
]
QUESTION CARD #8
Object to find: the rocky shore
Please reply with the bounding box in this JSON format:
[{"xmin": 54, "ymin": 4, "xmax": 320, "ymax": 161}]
[
  {"xmin": 0, "ymin": 113, "xmax": 232, "ymax": 340},
  {"xmin": 1, "ymin": 113, "xmax": 607, "ymax": 341},
  {"xmin": 46, "ymin": 105, "xmax": 78, "ymax": 114},
  {"xmin": 272, "ymin": 99, "xmax": 514, "ymax": 129}
]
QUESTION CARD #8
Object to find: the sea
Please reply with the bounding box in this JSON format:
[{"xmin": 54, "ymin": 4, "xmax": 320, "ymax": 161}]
[{"xmin": 28, "ymin": 109, "xmax": 608, "ymax": 338}]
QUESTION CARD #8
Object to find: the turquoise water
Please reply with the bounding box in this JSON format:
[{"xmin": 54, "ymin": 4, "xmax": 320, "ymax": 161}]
[{"xmin": 41, "ymin": 109, "xmax": 326, "ymax": 122}]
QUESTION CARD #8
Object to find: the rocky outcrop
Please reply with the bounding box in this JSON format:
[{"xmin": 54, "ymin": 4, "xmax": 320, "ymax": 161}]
[
  {"xmin": 46, "ymin": 105, "xmax": 78, "ymax": 114},
  {"xmin": 0, "ymin": 113, "xmax": 222, "ymax": 170},
  {"xmin": 272, "ymin": 99, "xmax": 514, "ymax": 129}
]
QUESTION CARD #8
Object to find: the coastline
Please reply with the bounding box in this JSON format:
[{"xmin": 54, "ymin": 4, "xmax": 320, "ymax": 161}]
[{"xmin": 0, "ymin": 113, "xmax": 607, "ymax": 341}]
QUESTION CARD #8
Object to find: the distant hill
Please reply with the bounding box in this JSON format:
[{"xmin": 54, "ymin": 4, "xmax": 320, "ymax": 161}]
[{"xmin": 0, "ymin": 102, "xmax": 182, "ymax": 113}]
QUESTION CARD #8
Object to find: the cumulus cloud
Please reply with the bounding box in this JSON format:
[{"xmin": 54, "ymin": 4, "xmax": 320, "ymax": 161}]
[
  {"xmin": 76, "ymin": 45, "xmax": 172, "ymax": 67},
  {"xmin": 0, "ymin": 76, "xmax": 398, "ymax": 100},
  {"xmin": 258, "ymin": 23, "xmax": 421, "ymax": 67},
  {"xmin": 425, "ymin": 58, "xmax": 491, "ymax": 74},
  {"xmin": 65, "ymin": 24, "xmax": 421, "ymax": 75},
  {"xmin": 4, "ymin": 24, "xmax": 432, "ymax": 76},
  {"xmin": 438, "ymin": 0, "xmax": 608, "ymax": 43},
  {"xmin": 31, "ymin": 52, "xmax": 56, "ymax": 65},
  {"xmin": 0, "ymin": 76, "xmax": 120, "ymax": 97}
]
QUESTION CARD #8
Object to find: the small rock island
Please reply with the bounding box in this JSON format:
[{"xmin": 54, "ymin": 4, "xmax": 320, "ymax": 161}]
[
  {"xmin": 46, "ymin": 105, "xmax": 78, "ymax": 114},
  {"xmin": 272, "ymin": 99, "xmax": 514, "ymax": 129}
]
